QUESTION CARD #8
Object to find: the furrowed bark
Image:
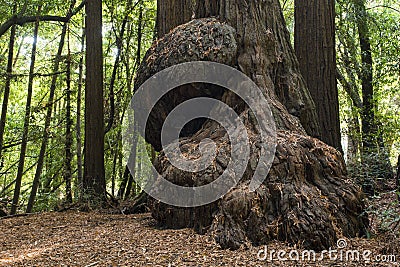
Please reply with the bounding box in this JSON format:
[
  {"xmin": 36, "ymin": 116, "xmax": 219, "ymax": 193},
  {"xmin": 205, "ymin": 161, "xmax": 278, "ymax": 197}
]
[{"xmin": 135, "ymin": 0, "xmax": 368, "ymax": 250}]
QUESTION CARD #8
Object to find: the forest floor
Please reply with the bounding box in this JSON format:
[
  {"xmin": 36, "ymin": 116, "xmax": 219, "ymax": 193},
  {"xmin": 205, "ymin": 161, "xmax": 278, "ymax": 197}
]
[{"xmin": 1, "ymin": 191, "xmax": 400, "ymax": 267}]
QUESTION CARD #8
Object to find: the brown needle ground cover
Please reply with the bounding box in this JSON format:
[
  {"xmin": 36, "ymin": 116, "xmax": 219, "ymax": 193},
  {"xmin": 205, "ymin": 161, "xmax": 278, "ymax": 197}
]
[{"xmin": 1, "ymin": 192, "xmax": 399, "ymax": 267}]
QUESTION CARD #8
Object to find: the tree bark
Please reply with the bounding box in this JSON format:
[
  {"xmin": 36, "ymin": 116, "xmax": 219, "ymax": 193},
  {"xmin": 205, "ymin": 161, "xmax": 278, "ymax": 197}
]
[
  {"xmin": 83, "ymin": 0, "xmax": 106, "ymax": 199},
  {"xmin": 117, "ymin": 166, "xmax": 130, "ymax": 199},
  {"xmin": 64, "ymin": 25, "xmax": 73, "ymax": 203},
  {"xmin": 124, "ymin": 123, "xmax": 138, "ymax": 200},
  {"xmin": 355, "ymin": 0, "xmax": 375, "ymax": 151},
  {"xmin": 134, "ymin": 0, "xmax": 368, "ymax": 250},
  {"xmin": 294, "ymin": 0, "xmax": 342, "ymax": 151},
  {"xmin": 76, "ymin": 16, "xmax": 85, "ymax": 195}
]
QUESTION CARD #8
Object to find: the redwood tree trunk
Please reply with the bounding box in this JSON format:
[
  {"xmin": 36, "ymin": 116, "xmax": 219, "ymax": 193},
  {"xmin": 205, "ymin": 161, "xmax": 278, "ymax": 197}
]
[
  {"xmin": 294, "ymin": 0, "xmax": 342, "ymax": 152},
  {"xmin": 83, "ymin": 0, "xmax": 106, "ymax": 199},
  {"xmin": 136, "ymin": 0, "xmax": 367, "ymax": 250}
]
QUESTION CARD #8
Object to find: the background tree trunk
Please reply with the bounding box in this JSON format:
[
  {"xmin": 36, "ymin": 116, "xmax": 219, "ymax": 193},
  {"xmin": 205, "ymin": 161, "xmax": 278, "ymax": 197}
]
[
  {"xmin": 64, "ymin": 25, "xmax": 73, "ymax": 203},
  {"xmin": 75, "ymin": 16, "xmax": 85, "ymax": 197},
  {"xmin": 355, "ymin": 0, "xmax": 375, "ymax": 152},
  {"xmin": 294, "ymin": 0, "xmax": 342, "ymax": 152},
  {"xmin": 83, "ymin": 0, "xmax": 106, "ymax": 200},
  {"xmin": 353, "ymin": 0, "xmax": 393, "ymax": 194},
  {"xmin": 117, "ymin": 166, "xmax": 130, "ymax": 199},
  {"xmin": 135, "ymin": 0, "xmax": 368, "ymax": 250},
  {"xmin": 124, "ymin": 123, "xmax": 137, "ymax": 200}
]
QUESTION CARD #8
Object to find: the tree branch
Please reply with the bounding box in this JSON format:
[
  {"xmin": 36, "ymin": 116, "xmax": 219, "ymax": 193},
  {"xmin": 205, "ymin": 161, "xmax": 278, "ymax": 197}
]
[
  {"xmin": 336, "ymin": 67, "xmax": 363, "ymax": 109},
  {"xmin": 367, "ymin": 5, "xmax": 400, "ymax": 13},
  {"xmin": 0, "ymin": 15, "xmax": 67, "ymax": 37},
  {"xmin": 0, "ymin": 0, "xmax": 86, "ymax": 37}
]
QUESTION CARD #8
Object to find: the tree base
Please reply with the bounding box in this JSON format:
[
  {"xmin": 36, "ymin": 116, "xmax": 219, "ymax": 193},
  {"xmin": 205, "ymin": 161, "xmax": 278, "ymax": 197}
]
[
  {"xmin": 134, "ymin": 14, "xmax": 368, "ymax": 251},
  {"xmin": 150, "ymin": 130, "xmax": 368, "ymax": 250}
]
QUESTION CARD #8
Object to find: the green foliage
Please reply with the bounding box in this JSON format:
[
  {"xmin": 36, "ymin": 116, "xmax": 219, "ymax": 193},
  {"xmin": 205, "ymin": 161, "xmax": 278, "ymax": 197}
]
[
  {"xmin": 364, "ymin": 193, "xmax": 400, "ymax": 234},
  {"xmin": 347, "ymin": 151, "xmax": 394, "ymax": 194},
  {"xmin": 336, "ymin": 0, "xmax": 400, "ymax": 166},
  {"xmin": 277, "ymin": 0, "xmax": 399, "ymax": 193},
  {"xmin": 280, "ymin": 0, "xmax": 295, "ymax": 44},
  {"xmin": 0, "ymin": 0, "xmax": 156, "ymax": 213},
  {"xmin": 30, "ymin": 191, "xmax": 60, "ymax": 212}
]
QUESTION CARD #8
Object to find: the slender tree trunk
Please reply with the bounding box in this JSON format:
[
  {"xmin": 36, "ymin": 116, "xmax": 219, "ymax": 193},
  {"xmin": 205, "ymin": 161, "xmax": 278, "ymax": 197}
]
[
  {"xmin": 0, "ymin": 5, "xmax": 17, "ymax": 167},
  {"xmin": 76, "ymin": 17, "xmax": 85, "ymax": 196},
  {"xmin": 117, "ymin": 166, "xmax": 130, "ymax": 198},
  {"xmin": 6, "ymin": 30, "xmax": 17, "ymax": 213},
  {"xmin": 64, "ymin": 25, "xmax": 73, "ymax": 203},
  {"xmin": 111, "ymin": 112, "xmax": 122, "ymax": 197},
  {"xmin": 294, "ymin": 0, "xmax": 342, "ymax": 151},
  {"xmin": 354, "ymin": 0, "xmax": 375, "ymax": 151},
  {"xmin": 123, "ymin": 2, "xmax": 144, "ymax": 200},
  {"xmin": 105, "ymin": 0, "xmax": 134, "ymax": 134},
  {"xmin": 336, "ymin": 69, "xmax": 362, "ymax": 164},
  {"xmin": 111, "ymin": 144, "xmax": 118, "ymax": 197},
  {"xmin": 11, "ymin": 9, "xmax": 40, "ymax": 215},
  {"xmin": 42, "ymin": 166, "xmax": 62, "ymax": 195},
  {"xmin": 347, "ymin": 106, "xmax": 361, "ymax": 165},
  {"xmin": 83, "ymin": 0, "xmax": 106, "ymax": 199},
  {"xmin": 116, "ymin": 2, "xmax": 144, "ymax": 199},
  {"xmin": 133, "ymin": 3, "xmax": 144, "ymax": 70},
  {"xmin": 124, "ymin": 123, "xmax": 137, "ymax": 200},
  {"xmin": 353, "ymin": 0, "xmax": 392, "ymax": 194},
  {"xmin": 117, "ymin": 143, "xmax": 123, "ymax": 190},
  {"xmin": 136, "ymin": 143, "xmax": 142, "ymax": 194},
  {"xmin": 124, "ymin": 169, "xmax": 135, "ymax": 199},
  {"xmin": 13, "ymin": 35, "xmax": 26, "ymax": 68},
  {"xmin": 26, "ymin": 3, "xmax": 75, "ymax": 213},
  {"xmin": 396, "ymin": 155, "xmax": 400, "ymax": 201}
]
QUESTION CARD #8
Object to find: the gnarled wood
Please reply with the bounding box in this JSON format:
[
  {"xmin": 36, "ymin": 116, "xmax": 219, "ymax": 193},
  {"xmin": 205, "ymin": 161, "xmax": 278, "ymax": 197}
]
[{"xmin": 135, "ymin": 0, "xmax": 368, "ymax": 250}]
